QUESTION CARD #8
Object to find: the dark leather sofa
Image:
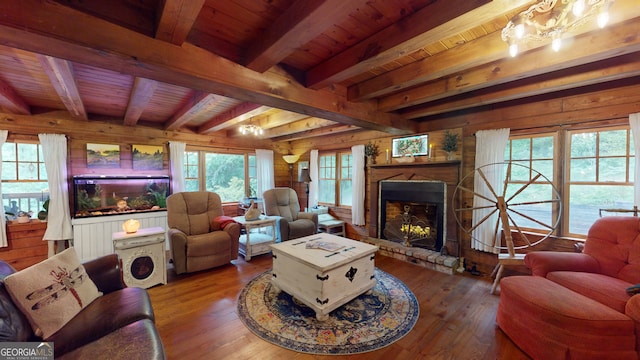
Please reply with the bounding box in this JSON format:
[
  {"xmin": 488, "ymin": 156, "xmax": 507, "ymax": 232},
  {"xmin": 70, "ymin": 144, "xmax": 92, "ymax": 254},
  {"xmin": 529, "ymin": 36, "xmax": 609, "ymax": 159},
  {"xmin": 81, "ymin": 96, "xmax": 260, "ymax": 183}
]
[{"xmin": 0, "ymin": 254, "xmax": 166, "ymax": 359}]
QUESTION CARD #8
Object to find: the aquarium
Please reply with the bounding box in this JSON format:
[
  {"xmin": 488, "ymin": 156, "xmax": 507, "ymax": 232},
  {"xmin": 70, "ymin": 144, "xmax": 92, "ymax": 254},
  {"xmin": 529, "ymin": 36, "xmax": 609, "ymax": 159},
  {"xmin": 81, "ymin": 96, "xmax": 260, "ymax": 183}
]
[{"xmin": 73, "ymin": 175, "xmax": 170, "ymax": 218}]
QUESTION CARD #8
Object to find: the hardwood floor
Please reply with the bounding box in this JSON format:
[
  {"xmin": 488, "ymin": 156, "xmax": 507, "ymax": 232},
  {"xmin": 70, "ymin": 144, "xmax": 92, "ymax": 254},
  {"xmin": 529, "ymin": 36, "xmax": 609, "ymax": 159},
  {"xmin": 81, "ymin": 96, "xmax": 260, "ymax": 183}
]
[{"xmin": 147, "ymin": 253, "xmax": 530, "ymax": 359}]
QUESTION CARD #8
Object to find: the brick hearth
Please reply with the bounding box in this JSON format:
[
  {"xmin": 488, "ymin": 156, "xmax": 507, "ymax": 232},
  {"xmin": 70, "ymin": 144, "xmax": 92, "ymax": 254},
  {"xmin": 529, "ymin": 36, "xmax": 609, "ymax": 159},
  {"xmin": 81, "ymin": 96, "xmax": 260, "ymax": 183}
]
[{"xmin": 364, "ymin": 237, "xmax": 459, "ymax": 275}]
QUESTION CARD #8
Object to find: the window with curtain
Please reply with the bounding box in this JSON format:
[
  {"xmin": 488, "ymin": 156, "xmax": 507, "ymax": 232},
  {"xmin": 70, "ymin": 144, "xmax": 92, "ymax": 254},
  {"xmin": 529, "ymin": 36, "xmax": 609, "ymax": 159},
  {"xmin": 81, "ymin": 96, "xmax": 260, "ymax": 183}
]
[
  {"xmin": 1, "ymin": 142, "xmax": 49, "ymax": 218},
  {"xmin": 506, "ymin": 125, "xmax": 634, "ymax": 238},
  {"xmin": 318, "ymin": 151, "xmax": 352, "ymax": 206},
  {"xmin": 183, "ymin": 150, "xmax": 255, "ymax": 202}
]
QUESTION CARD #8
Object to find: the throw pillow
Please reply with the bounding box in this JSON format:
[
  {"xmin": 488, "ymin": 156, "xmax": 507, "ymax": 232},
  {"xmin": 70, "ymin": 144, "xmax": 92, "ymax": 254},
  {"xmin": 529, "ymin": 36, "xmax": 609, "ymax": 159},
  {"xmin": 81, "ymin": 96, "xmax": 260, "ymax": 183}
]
[
  {"xmin": 627, "ymin": 284, "xmax": 640, "ymax": 295},
  {"xmin": 3, "ymin": 247, "xmax": 102, "ymax": 338}
]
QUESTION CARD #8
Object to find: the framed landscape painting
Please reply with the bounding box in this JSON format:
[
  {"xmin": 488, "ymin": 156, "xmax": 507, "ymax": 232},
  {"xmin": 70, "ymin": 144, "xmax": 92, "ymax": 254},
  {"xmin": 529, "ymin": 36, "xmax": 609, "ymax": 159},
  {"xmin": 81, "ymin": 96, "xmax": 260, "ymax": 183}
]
[
  {"xmin": 392, "ymin": 134, "xmax": 429, "ymax": 157},
  {"xmin": 133, "ymin": 144, "xmax": 164, "ymax": 170},
  {"xmin": 87, "ymin": 143, "xmax": 120, "ymax": 168}
]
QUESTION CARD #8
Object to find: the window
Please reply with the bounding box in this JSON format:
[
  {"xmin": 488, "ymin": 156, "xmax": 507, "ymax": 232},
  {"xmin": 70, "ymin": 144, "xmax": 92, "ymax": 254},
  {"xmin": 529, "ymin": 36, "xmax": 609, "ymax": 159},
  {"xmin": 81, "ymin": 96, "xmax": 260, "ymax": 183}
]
[
  {"xmin": 1, "ymin": 142, "xmax": 49, "ymax": 218},
  {"xmin": 505, "ymin": 126, "xmax": 634, "ymax": 237},
  {"xmin": 566, "ymin": 127, "xmax": 634, "ymax": 235},
  {"xmin": 184, "ymin": 151, "xmax": 199, "ymax": 191},
  {"xmin": 318, "ymin": 154, "xmax": 335, "ymax": 204},
  {"xmin": 248, "ymin": 154, "xmax": 257, "ymax": 197},
  {"xmin": 339, "ymin": 153, "xmax": 353, "ymax": 206},
  {"xmin": 318, "ymin": 151, "xmax": 352, "ymax": 206},
  {"xmin": 504, "ymin": 134, "xmax": 558, "ymax": 232},
  {"xmin": 183, "ymin": 150, "xmax": 254, "ymax": 202}
]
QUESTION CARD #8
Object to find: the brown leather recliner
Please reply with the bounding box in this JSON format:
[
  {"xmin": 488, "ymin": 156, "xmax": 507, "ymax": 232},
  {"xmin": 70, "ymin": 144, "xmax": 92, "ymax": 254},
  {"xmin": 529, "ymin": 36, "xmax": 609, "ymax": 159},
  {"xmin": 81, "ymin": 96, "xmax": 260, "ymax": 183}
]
[
  {"xmin": 167, "ymin": 191, "xmax": 240, "ymax": 274},
  {"xmin": 263, "ymin": 188, "xmax": 318, "ymax": 241}
]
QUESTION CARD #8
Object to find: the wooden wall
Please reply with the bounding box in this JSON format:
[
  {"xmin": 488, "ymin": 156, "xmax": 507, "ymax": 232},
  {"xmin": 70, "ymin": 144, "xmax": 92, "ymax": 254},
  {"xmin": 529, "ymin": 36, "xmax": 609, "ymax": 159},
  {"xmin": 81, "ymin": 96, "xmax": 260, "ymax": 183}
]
[
  {"xmin": 2, "ymin": 77, "xmax": 640, "ymax": 275},
  {"xmin": 290, "ymin": 76, "xmax": 640, "ymax": 276}
]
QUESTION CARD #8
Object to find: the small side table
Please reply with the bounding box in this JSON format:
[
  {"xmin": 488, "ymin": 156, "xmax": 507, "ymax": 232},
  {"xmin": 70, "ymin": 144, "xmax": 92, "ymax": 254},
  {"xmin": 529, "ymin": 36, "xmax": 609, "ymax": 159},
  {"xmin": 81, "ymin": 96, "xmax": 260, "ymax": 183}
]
[
  {"xmin": 317, "ymin": 213, "xmax": 345, "ymax": 237},
  {"xmin": 233, "ymin": 216, "xmax": 277, "ymax": 261},
  {"xmin": 113, "ymin": 226, "xmax": 167, "ymax": 289}
]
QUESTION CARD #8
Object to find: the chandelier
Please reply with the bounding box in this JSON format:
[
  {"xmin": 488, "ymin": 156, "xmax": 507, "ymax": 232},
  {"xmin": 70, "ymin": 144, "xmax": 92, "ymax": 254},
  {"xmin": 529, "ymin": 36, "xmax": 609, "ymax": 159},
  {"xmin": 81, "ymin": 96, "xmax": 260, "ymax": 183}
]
[
  {"xmin": 239, "ymin": 124, "xmax": 263, "ymax": 136},
  {"xmin": 502, "ymin": 0, "xmax": 615, "ymax": 57}
]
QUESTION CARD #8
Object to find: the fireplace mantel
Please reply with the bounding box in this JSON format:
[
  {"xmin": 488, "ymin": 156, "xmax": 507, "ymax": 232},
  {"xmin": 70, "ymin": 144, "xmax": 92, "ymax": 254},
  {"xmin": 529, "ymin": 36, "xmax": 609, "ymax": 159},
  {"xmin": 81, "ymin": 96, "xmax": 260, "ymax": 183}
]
[
  {"xmin": 369, "ymin": 159, "xmax": 460, "ymax": 169},
  {"xmin": 368, "ymin": 160, "xmax": 461, "ymax": 256}
]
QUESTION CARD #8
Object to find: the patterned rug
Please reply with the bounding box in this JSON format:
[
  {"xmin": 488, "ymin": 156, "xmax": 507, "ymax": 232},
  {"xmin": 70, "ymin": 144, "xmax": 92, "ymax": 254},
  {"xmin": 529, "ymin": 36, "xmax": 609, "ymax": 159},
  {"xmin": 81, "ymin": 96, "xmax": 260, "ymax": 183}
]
[{"xmin": 237, "ymin": 268, "xmax": 419, "ymax": 355}]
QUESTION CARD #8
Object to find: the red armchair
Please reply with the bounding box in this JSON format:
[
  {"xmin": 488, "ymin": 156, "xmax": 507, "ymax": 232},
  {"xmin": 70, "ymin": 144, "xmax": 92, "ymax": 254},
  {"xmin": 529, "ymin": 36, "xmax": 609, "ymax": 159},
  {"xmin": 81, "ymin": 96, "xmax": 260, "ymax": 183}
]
[{"xmin": 497, "ymin": 216, "xmax": 640, "ymax": 359}]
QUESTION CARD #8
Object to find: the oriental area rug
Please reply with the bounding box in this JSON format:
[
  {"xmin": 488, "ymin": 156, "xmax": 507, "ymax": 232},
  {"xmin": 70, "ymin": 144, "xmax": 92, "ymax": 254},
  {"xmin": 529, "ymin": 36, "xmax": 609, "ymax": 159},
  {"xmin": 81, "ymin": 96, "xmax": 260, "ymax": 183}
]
[{"xmin": 237, "ymin": 269, "xmax": 419, "ymax": 355}]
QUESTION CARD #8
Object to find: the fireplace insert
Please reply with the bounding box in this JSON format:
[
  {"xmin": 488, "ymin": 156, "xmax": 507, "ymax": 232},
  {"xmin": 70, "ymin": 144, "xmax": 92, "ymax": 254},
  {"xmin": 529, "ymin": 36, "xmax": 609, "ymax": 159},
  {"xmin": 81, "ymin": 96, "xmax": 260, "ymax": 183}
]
[{"xmin": 378, "ymin": 180, "xmax": 446, "ymax": 252}]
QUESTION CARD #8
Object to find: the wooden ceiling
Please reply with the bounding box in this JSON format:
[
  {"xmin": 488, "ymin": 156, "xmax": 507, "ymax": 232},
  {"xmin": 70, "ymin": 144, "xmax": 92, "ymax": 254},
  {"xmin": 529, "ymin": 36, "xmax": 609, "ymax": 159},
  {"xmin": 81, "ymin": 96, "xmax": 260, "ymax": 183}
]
[{"xmin": 0, "ymin": 0, "xmax": 638, "ymax": 142}]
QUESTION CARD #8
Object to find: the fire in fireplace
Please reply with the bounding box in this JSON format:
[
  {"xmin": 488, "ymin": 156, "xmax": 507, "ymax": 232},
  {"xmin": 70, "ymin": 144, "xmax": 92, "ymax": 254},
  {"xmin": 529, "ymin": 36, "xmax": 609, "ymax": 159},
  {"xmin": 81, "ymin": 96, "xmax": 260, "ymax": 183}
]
[{"xmin": 378, "ymin": 180, "xmax": 446, "ymax": 252}]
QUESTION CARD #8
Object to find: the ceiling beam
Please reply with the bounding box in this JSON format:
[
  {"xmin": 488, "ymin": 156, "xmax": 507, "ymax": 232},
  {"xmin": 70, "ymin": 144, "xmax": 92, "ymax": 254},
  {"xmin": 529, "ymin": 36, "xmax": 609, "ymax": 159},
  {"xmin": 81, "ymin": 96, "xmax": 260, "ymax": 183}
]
[
  {"xmin": 0, "ymin": 0, "xmax": 414, "ymax": 135},
  {"xmin": 305, "ymin": 0, "xmax": 529, "ymax": 90},
  {"xmin": 124, "ymin": 77, "xmax": 158, "ymax": 126},
  {"xmin": 0, "ymin": 78, "xmax": 30, "ymax": 115},
  {"xmin": 270, "ymin": 124, "xmax": 359, "ymax": 142},
  {"xmin": 379, "ymin": 16, "xmax": 640, "ymax": 112},
  {"xmin": 155, "ymin": 0, "xmax": 206, "ymax": 45},
  {"xmin": 403, "ymin": 53, "xmax": 640, "ymax": 118},
  {"xmin": 244, "ymin": 0, "xmax": 359, "ymax": 72},
  {"xmin": 198, "ymin": 103, "xmax": 270, "ymax": 134},
  {"xmin": 354, "ymin": 0, "xmax": 640, "ymax": 103},
  {"xmin": 164, "ymin": 91, "xmax": 223, "ymax": 130},
  {"xmin": 349, "ymin": 30, "xmax": 506, "ymax": 102},
  {"xmin": 36, "ymin": 55, "xmax": 87, "ymax": 120}
]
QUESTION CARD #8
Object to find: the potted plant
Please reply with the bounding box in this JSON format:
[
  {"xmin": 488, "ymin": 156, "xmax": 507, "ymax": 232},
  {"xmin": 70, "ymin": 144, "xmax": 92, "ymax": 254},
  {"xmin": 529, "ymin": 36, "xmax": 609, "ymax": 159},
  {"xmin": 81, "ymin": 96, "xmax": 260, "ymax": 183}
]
[
  {"xmin": 364, "ymin": 141, "xmax": 379, "ymax": 164},
  {"xmin": 442, "ymin": 131, "xmax": 459, "ymax": 160}
]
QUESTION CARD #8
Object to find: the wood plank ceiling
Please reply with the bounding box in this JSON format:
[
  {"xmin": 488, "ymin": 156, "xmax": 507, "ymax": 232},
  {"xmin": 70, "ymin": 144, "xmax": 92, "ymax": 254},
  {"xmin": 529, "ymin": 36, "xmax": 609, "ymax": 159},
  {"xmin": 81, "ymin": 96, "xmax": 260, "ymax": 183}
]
[{"xmin": 0, "ymin": 0, "xmax": 638, "ymax": 143}]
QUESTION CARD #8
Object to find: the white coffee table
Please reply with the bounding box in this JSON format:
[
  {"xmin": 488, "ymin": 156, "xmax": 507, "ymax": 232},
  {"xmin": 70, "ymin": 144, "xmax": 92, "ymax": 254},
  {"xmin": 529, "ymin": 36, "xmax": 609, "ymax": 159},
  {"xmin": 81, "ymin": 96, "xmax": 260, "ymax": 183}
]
[{"xmin": 269, "ymin": 233, "xmax": 378, "ymax": 321}]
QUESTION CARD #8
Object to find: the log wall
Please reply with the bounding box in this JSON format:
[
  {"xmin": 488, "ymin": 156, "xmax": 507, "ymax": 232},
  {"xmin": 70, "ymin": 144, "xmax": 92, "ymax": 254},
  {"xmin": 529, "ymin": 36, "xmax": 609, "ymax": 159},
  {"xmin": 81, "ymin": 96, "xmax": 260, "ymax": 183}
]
[{"xmin": 2, "ymin": 78, "xmax": 640, "ymax": 274}]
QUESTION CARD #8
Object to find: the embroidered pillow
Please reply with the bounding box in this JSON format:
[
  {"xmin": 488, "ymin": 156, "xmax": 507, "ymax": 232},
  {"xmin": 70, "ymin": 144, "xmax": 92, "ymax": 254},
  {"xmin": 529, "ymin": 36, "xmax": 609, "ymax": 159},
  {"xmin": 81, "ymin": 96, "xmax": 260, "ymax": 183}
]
[{"xmin": 4, "ymin": 247, "xmax": 102, "ymax": 338}]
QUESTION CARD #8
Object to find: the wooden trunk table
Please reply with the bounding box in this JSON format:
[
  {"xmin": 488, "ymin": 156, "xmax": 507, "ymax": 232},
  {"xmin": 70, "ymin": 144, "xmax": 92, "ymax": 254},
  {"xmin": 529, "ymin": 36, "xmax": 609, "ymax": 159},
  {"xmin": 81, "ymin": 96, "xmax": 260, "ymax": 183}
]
[{"xmin": 269, "ymin": 233, "xmax": 378, "ymax": 321}]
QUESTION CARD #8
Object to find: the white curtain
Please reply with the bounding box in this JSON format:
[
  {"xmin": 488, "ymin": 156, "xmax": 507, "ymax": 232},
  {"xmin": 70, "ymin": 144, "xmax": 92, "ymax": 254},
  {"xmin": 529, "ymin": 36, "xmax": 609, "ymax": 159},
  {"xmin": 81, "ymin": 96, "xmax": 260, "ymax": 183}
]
[
  {"xmin": 256, "ymin": 149, "xmax": 274, "ymax": 197},
  {"xmin": 38, "ymin": 134, "xmax": 73, "ymax": 245},
  {"xmin": 169, "ymin": 141, "xmax": 186, "ymax": 193},
  {"xmin": 629, "ymin": 113, "xmax": 640, "ymax": 206},
  {"xmin": 0, "ymin": 130, "xmax": 7, "ymax": 247},
  {"xmin": 351, "ymin": 144, "xmax": 366, "ymax": 225},
  {"xmin": 471, "ymin": 128, "xmax": 510, "ymax": 253},
  {"xmin": 309, "ymin": 150, "xmax": 319, "ymax": 208}
]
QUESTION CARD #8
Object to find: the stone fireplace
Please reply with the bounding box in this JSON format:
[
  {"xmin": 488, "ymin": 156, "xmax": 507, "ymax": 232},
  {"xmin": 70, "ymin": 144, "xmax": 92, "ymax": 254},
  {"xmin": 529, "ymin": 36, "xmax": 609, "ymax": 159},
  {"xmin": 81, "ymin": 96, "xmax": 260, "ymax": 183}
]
[{"xmin": 378, "ymin": 180, "xmax": 445, "ymax": 252}]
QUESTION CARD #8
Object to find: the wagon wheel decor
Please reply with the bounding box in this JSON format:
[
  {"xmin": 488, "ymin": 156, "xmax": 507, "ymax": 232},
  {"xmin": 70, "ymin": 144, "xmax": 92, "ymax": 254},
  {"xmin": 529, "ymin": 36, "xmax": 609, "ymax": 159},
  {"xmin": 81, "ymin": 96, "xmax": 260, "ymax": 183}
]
[{"xmin": 452, "ymin": 161, "xmax": 562, "ymax": 259}]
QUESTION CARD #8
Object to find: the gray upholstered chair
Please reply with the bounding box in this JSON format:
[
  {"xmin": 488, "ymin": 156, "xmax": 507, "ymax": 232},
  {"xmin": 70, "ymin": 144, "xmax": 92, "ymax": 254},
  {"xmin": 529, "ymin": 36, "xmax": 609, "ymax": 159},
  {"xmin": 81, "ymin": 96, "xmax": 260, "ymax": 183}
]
[
  {"xmin": 166, "ymin": 191, "xmax": 240, "ymax": 274},
  {"xmin": 263, "ymin": 187, "xmax": 318, "ymax": 241}
]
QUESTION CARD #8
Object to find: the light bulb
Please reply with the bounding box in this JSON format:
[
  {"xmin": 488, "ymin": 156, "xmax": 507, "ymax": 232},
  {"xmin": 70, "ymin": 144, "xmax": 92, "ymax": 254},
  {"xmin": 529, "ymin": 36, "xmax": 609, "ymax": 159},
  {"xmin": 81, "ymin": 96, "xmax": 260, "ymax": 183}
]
[
  {"xmin": 509, "ymin": 43, "xmax": 519, "ymax": 57},
  {"xmin": 597, "ymin": 11, "xmax": 609, "ymax": 28},
  {"xmin": 552, "ymin": 37, "xmax": 562, "ymax": 52},
  {"xmin": 572, "ymin": 0, "xmax": 585, "ymax": 17},
  {"xmin": 515, "ymin": 24, "xmax": 525, "ymax": 39}
]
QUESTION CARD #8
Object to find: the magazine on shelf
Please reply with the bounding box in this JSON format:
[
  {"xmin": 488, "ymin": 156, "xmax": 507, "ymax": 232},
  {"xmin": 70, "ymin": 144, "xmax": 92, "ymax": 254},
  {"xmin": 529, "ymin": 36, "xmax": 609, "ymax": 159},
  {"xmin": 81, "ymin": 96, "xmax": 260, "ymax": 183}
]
[{"xmin": 305, "ymin": 240, "xmax": 344, "ymax": 252}]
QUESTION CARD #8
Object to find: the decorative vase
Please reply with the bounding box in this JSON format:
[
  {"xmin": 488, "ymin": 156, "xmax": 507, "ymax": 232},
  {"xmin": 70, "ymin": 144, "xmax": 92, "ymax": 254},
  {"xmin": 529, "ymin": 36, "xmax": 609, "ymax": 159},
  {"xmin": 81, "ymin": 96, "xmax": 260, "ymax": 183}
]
[
  {"xmin": 447, "ymin": 151, "xmax": 455, "ymax": 160},
  {"xmin": 367, "ymin": 156, "xmax": 375, "ymax": 165}
]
